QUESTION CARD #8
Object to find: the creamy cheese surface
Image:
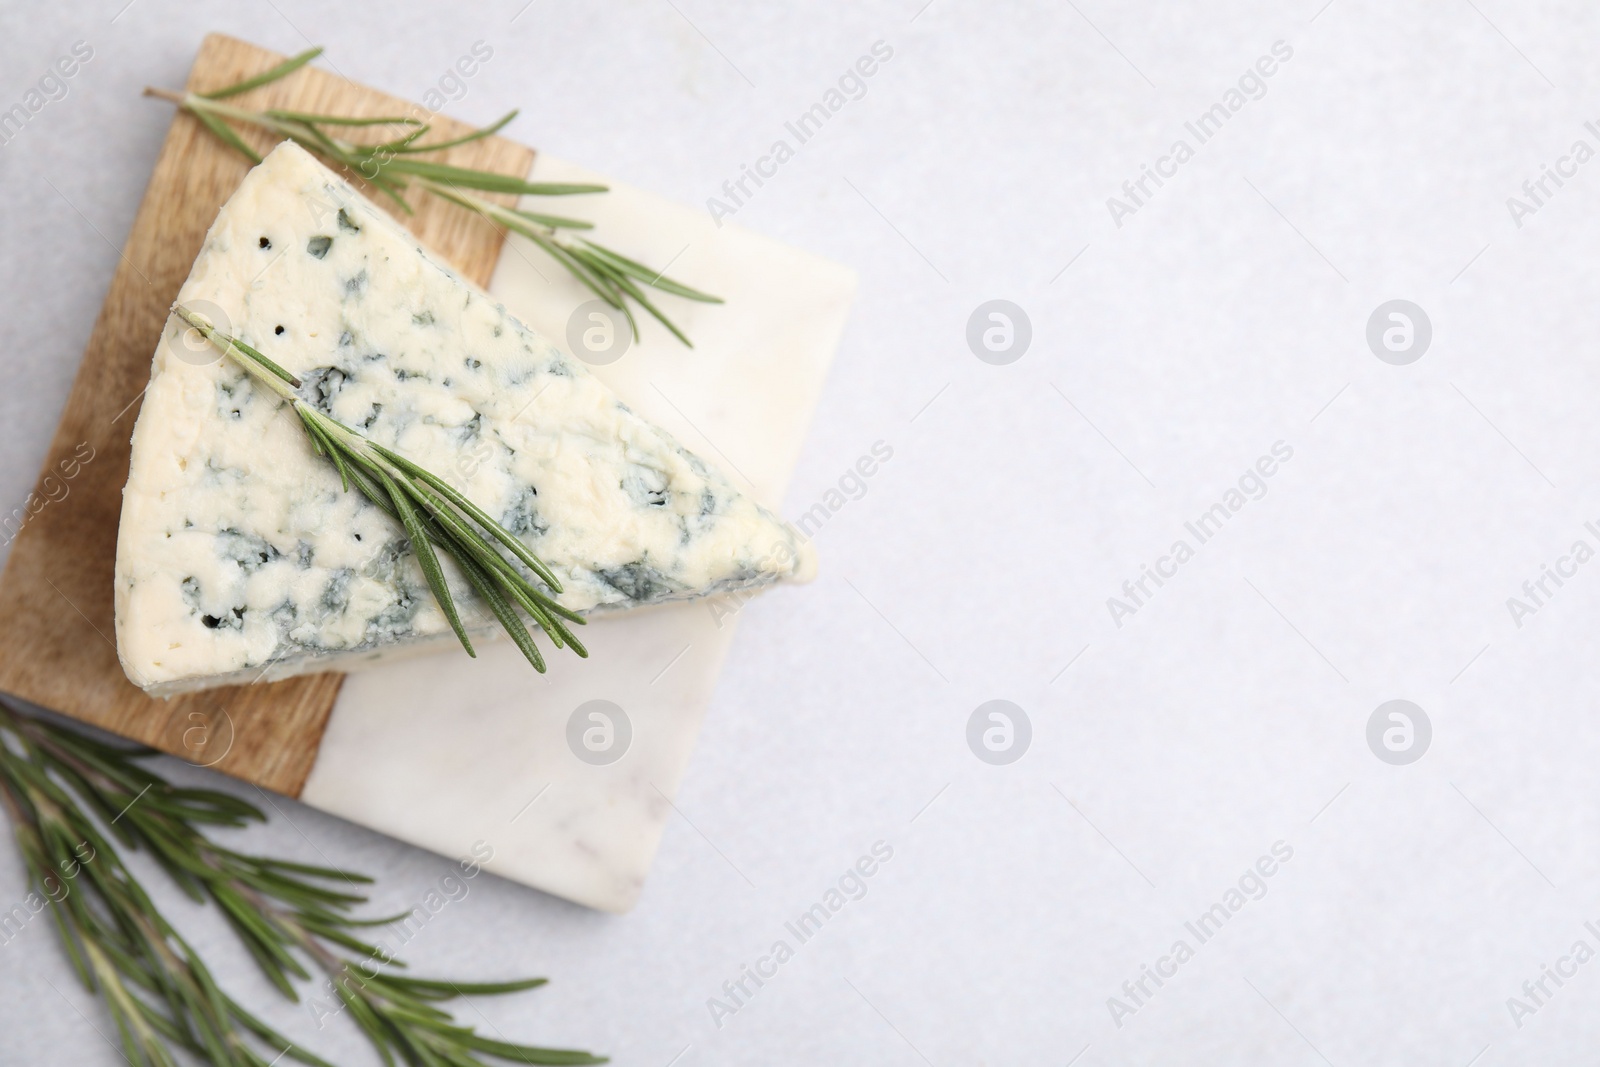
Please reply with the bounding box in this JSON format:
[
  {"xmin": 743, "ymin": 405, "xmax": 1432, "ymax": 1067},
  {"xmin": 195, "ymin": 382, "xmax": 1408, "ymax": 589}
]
[{"xmin": 114, "ymin": 143, "xmax": 809, "ymax": 696}]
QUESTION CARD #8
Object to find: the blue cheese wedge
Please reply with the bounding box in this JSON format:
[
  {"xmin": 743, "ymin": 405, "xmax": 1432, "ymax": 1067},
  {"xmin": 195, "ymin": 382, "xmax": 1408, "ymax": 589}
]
[{"xmin": 114, "ymin": 142, "xmax": 811, "ymax": 696}]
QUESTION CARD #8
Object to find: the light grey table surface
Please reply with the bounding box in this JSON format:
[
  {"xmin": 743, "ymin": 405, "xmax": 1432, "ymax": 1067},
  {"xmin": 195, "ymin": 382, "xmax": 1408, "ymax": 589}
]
[{"xmin": 4, "ymin": 1, "xmax": 1600, "ymax": 1064}]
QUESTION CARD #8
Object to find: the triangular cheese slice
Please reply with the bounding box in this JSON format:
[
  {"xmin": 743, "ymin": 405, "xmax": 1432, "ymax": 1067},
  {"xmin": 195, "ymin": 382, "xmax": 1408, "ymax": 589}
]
[{"xmin": 115, "ymin": 142, "xmax": 811, "ymax": 696}]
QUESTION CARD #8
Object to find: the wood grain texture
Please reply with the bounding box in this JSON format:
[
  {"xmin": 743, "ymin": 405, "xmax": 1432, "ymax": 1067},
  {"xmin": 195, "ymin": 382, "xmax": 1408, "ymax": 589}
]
[{"xmin": 0, "ymin": 34, "xmax": 534, "ymax": 795}]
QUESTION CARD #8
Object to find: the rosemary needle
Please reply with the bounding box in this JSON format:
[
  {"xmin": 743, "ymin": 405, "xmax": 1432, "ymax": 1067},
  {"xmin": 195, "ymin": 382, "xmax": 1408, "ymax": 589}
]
[{"xmin": 173, "ymin": 304, "xmax": 585, "ymax": 672}]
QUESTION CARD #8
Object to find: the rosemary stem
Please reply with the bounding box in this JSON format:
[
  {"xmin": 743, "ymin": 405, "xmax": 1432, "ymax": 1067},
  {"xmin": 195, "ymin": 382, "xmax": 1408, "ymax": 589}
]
[
  {"xmin": 171, "ymin": 305, "xmax": 300, "ymax": 399},
  {"xmin": 84, "ymin": 937, "xmax": 160, "ymax": 1043},
  {"xmin": 419, "ymin": 179, "xmax": 557, "ymax": 239},
  {"xmin": 162, "ymin": 90, "xmax": 298, "ymax": 141},
  {"xmin": 301, "ymin": 409, "xmax": 383, "ymax": 468}
]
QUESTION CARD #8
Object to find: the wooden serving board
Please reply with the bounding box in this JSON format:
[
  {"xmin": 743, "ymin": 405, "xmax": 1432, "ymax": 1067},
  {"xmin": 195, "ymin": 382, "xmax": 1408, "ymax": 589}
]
[{"xmin": 0, "ymin": 35, "xmax": 533, "ymax": 794}]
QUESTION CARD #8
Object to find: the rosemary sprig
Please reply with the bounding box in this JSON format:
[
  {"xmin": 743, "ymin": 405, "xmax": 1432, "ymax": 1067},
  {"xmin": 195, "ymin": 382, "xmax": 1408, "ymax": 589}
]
[
  {"xmin": 173, "ymin": 304, "xmax": 585, "ymax": 673},
  {"xmin": 145, "ymin": 46, "xmax": 723, "ymax": 346},
  {"xmin": 0, "ymin": 700, "xmax": 606, "ymax": 1066}
]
